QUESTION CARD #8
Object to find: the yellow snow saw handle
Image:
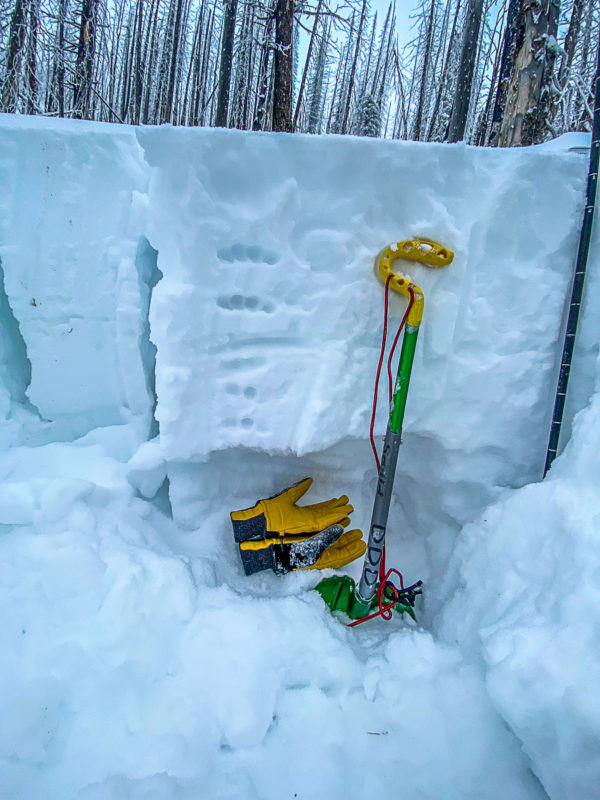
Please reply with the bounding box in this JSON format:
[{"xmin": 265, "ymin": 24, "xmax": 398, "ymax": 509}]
[{"xmin": 378, "ymin": 238, "xmax": 454, "ymax": 326}]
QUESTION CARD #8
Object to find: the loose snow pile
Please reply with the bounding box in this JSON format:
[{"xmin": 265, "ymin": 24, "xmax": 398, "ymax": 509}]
[{"xmin": 0, "ymin": 113, "xmax": 599, "ymax": 800}]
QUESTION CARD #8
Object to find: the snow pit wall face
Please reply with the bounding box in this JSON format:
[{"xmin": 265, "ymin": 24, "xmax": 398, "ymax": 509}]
[
  {"xmin": 0, "ymin": 114, "xmax": 596, "ymax": 541},
  {"xmin": 136, "ymin": 125, "xmax": 591, "ymax": 522}
]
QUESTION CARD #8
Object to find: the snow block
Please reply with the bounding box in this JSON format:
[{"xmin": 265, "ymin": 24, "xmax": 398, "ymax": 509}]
[{"xmin": 0, "ymin": 114, "xmax": 154, "ymax": 443}]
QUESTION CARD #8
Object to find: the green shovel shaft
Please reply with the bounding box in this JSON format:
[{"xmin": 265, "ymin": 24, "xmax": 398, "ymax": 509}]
[{"xmin": 390, "ymin": 325, "xmax": 419, "ymax": 433}]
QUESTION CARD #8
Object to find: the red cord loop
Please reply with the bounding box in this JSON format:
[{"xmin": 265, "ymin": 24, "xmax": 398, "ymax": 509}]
[{"xmin": 348, "ymin": 568, "xmax": 405, "ymax": 627}]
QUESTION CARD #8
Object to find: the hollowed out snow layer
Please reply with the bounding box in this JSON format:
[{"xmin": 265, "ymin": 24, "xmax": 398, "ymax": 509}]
[
  {"xmin": 0, "ymin": 113, "xmax": 599, "ymax": 800},
  {"xmin": 0, "ymin": 255, "xmax": 33, "ymax": 406},
  {"xmin": 135, "ymin": 236, "xmax": 162, "ymax": 439}
]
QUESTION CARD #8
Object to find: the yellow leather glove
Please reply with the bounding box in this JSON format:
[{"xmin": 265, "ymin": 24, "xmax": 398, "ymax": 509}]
[
  {"xmin": 231, "ymin": 478, "xmax": 366, "ymax": 575},
  {"xmin": 231, "ymin": 477, "xmax": 353, "ymax": 537},
  {"xmin": 237, "ymin": 524, "xmax": 366, "ymax": 575}
]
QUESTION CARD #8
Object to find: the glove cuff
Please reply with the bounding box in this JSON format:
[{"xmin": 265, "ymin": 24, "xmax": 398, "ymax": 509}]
[
  {"xmin": 239, "ymin": 543, "xmax": 279, "ymax": 575},
  {"xmin": 230, "ymin": 507, "xmax": 268, "ymax": 542}
]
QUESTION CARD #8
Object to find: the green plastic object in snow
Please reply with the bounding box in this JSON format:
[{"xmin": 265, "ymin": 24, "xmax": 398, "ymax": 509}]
[{"xmin": 316, "ymin": 238, "xmax": 454, "ymax": 622}]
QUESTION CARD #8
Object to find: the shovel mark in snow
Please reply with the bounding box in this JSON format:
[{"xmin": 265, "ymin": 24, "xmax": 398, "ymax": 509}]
[
  {"xmin": 216, "ymin": 295, "xmax": 274, "ymax": 313},
  {"xmin": 220, "ymin": 355, "xmax": 267, "ymax": 372},
  {"xmin": 224, "ymin": 384, "xmax": 257, "ymax": 398},
  {"xmin": 208, "ymin": 337, "xmax": 297, "ymax": 356},
  {"xmin": 217, "ymin": 243, "xmax": 279, "ymax": 266}
]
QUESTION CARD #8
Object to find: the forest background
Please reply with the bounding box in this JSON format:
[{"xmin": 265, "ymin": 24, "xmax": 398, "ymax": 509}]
[{"xmin": 0, "ymin": 0, "xmax": 598, "ymax": 148}]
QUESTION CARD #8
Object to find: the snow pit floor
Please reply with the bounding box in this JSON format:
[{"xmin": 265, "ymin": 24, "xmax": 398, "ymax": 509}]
[{"xmin": 0, "ymin": 114, "xmax": 599, "ymax": 799}]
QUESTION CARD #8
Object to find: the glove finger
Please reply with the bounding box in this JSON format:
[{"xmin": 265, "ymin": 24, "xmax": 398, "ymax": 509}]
[
  {"xmin": 336, "ymin": 528, "xmax": 364, "ymax": 546},
  {"xmin": 280, "ymin": 505, "xmax": 353, "ymax": 535},
  {"xmin": 282, "ymin": 477, "xmax": 313, "ymax": 505},
  {"xmin": 286, "ymin": 524, "xmax": 344, "ymax": 570},
  {"xmin": 310, "ymin": 530, "xmax": 366, "ymax": 570},
  {"xmin": 307, "ymin": 495, "xmax": 350, "ymax": 513},
  {"xmin": 313, "ymin": 505, "xmax": 354, "ymax": 531}
]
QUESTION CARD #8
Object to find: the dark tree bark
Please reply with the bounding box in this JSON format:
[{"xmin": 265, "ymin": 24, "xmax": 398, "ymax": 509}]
[
  {"xmin": 73, "ymin": 0, "xmax": 99, "ymax": 119},
  {"xmin": 488, "ymin": 0, "xmax": 522, "ymax": 145},
  {"xmin": 498, "ymin": 0, "xmax": 560, "ymax": 146},
  {"xmin": 447, "ymin": 0, "xmax": 485, "ymax": 142},
  {"xmin": 215, "ymin": 0, "xmax": 238, "ymax": 126},
  {"xmin": 272, "ymin": 0, "xmax": 293, "ymax": 131},
  {"xmin": 562, "ymin": 0, "xmax": 583, "ymax": 77},
  {"xmin": 25, "ymin": 0, "xmax": 39, "ymax": 114}
]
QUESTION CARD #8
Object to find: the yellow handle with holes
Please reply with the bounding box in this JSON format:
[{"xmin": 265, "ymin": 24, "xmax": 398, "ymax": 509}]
[{"xmin": 378, "ymin": 238, "xmax": 454, "ymax": 327}]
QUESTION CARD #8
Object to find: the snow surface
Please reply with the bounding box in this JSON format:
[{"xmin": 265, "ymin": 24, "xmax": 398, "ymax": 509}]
[{"xmin": 0, "ymin": 112, "xmax": 599, "ymax": 800}]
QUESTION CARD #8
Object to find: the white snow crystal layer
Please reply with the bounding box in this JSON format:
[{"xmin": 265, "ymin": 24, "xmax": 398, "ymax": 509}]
[{"xmin": 0, "ymin": 112, "xmax": 598, "ymax": 800}]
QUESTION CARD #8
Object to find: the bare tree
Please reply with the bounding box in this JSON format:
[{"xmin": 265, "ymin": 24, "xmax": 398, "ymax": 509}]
[
  {"xmin": 215, "ymin": 0, "xmax": 237, "ymax": 126},
  {"xmin": 447, "ymin": 0, "xmax": 485, "ymax": 142},
  {"xmin": 25, "ymin": 0, "xmax": 38, "ymax": 112},
  {"xmin": 488, "ymin": 0, "xmax": 521, "ymax": 145},
  {"xmin": 272, "ymin": 0, "xmax": 293, "ymax": 131},
  {"xmin": 73, "ymin": 0, "xmax": 99, "ymax": 118}
]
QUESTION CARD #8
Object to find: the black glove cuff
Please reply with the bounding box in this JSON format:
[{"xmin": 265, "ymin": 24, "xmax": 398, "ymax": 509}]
[
  {"xmin": 231, "ymin": 511, "xmax": 268, "ymax": 543},
  {"xmin": 238, "ymin": 542, "xmax": 293, "ymax": 576}
]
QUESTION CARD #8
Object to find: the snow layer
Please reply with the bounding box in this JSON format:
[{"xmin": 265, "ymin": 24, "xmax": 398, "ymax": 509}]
[{"xmin": 0, "ymin": 112, "xmax": 599, "ymax": 800}]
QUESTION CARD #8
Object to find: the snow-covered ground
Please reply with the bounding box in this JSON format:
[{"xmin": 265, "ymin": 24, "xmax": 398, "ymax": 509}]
[{"xmin": 0, "ymin": 113, "xmax": 598, "ymax": 800}]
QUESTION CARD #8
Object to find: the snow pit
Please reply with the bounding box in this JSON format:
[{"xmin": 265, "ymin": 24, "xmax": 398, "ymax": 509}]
[{"xmin": 0, "ymin": 112, "xmax": 599, "ymax": 799}]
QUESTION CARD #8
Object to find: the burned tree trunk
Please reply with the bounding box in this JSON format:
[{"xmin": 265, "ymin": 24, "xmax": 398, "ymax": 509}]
[
  {"xmin": 488, "ymin": 0, "xmax": 522, "ymax": 145},
  {"xmin": 272, "ymin": 0, "xmax": 293, "ymax": 131},
  {"xmin": 497, "ymin": 0, "xmax": 560, "ymax": 146},
  {"xmin": 447, "ymin": 0, "xmax": 485, "ymax": 142},
  {"xmin": 215, "ymin": 0, "xmax": 238, "ymax": 126},
  {"xmin": 73, "ymin": 0, "xmax": 99, "ymax": 119}
]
